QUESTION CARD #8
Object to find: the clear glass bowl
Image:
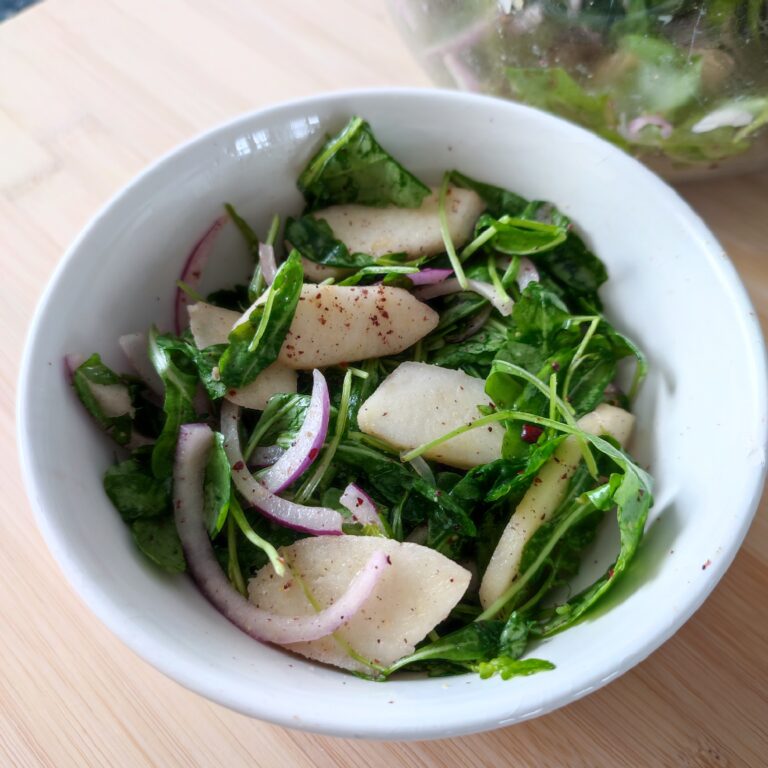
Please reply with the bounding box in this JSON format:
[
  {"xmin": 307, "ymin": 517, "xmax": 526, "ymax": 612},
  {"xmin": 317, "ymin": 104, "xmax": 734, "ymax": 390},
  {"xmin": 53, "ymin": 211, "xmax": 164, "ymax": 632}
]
[{"xmin": 388, "ymin": 0, "xmax": 768, "ymax": 179}]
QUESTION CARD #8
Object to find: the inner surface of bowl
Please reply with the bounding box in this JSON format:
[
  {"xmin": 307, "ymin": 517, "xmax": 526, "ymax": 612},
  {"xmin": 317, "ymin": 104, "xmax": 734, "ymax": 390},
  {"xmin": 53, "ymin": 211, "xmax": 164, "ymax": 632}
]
[{"xmin": 18, "ymin": 90, "xmax": 766, "ymax": 740}]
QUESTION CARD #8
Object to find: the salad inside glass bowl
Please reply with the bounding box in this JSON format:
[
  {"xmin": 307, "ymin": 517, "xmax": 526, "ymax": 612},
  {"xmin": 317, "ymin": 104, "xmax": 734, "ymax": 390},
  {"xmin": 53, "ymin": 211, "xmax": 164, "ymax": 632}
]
[
  {"xmin": 68, "ymin": 118, "xmax": 653, "ymax": 681},
  {"xmin": 389, "ymin": 0, "xmax": 768, "ymax": 176}
]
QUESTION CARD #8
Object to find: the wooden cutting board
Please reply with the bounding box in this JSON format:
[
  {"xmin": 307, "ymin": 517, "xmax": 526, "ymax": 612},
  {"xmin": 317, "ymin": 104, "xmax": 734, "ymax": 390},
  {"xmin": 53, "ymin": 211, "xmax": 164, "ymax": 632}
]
[{"xmin": 1, "ymin": 0, "xmax": 766, "ymax": 765}]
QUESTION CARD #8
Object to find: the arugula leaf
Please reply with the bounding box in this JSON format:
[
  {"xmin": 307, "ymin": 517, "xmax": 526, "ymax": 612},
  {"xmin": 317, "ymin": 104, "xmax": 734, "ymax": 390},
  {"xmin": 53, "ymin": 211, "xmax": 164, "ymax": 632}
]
[
  {"xmin": 498, "ymin": 612, "xmax": 532, "ymax": 659},
  {"xmin": 338, "ymin": 265, "xmax": 420, "ymax": 286},
  {"xmin": 131, "ymin": 517, "xmax": 186, "ymax": 573},
  {"xmin": 284, "ymin": 215, "xmax": 376, "ymax": 268},
  {"xmin": 72, "ymin": 354, "xmax": 134, "ymax": 445},
  {"xmin": 206, "ymin": 284, "xmax": 251, "ymax": 313},
  {"xmin": 383, "ymin": 612, "xmax": 546, "ymax": 678},
  {"xmin": 533, "ymin": 465, "xmax": 653, "ymax": 636},
  {"xmin": 204, "ymin": 432, "xmax": 231, "ymax": 536},
  {"xmin": 148, "ymin": 328, "xmax": 199, "ymax": 479},
  {"xmin": 448, "ymin": 171, "xmax": 528, "ymax": 218},
  {"xmin": 152, "ymin": 334, "xmax": 226, "ymax": 400},
  {"xmin": 104, "ymin": 457, "xmax": 170, "ymax": 522},
  {"xmin": 245, "ymin": 392, "xmax": 311, "ymax": 456},
  {"xmin": 218, "ymin": 250, "xmax": 303, "ymax": 389},
  {"xmin": 298, "ymin": 116, "xmax": 430, "ymax": 210},
  {"xmin": 429, "ymin": 324, "xmax": 507, "ymax": 374},
  {"xmin": 451, "ymin": 438, "xmax": 565, "ymax": 511},
  {"xmin": 533, "ymin": 233, "xmax": 608, "ymax": 309},
  {"xmin": 477, "ymin": 214, "xmax": 568, "ymax": 256},
  {"xmin": 384, "ymin": 621, "xmax": 505, "ymax": 674},
  {"xmin": 474, "ymin": 657, "xmax": 555, "ymax": 680}
]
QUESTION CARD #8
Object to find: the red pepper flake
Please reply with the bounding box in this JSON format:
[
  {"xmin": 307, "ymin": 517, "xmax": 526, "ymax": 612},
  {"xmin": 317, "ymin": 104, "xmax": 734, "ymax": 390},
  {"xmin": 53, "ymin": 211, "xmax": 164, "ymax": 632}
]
[
  {"xmin": 232, "ymin": 461, "xmax": 245, "ymax": 471},
  {"xmin": 355, "ymin": 497, "xmax": 364, "ymax": 507},
  {"xmin": 386, "ymin": 555, "xmax": 392, "ymax": 565},
  {"xmin": 228, "ymin": 389, "xmax": 237, "ymax": 397},
  {"xmin": 308, "ymin": 447, "xmax": 319, "ymax": 460},
  {"xmin": 521, "ymin": 424, "xmax": 544, "ymax": 443},
  {"xmin": 702, "ymin": 559, "xmax": 712, "ymax": 571},
  {"xmin": 608, "ymin": 567, "xmax": 615, "ymax": 579},
  {"xmin": 551, "ymin": 361, "xmax": 561, "ymax": 372},
  {"xmin": 533, "ymin": 476, "xmax": 543, "ymax": 486}
]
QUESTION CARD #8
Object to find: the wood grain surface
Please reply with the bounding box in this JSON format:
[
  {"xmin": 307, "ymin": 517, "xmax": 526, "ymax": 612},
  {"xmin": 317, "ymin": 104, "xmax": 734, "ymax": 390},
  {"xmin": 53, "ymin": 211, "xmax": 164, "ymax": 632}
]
[{"xmin": 1, "ymin": 1, "xmax": 766, "ymax": 765}]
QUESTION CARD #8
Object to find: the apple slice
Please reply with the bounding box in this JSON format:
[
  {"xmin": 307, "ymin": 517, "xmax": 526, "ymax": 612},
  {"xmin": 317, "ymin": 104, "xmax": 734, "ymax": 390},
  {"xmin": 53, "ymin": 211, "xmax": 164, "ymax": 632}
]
[
  {"xmin": 479, "ymin": 404, "xmax": 635, "ymax": 609},
  {"xmin": 248, "ymin": 535, "xmax": 471, "ymax": 673}
]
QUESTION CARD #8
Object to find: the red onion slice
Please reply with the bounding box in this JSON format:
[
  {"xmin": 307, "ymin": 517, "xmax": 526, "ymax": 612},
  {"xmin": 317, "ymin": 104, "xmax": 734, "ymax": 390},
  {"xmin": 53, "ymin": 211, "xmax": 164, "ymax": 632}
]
[
  {"xmin": 221, "ymin": 400, "xmax": 343, "ymax": 534},
  {"xmin": 407, "ymin": 268, "xmax": 453, "ymax": 286},
  {"xmin": 516, "ymin": 257, "xmax": 539, "ymax": 291},
  {"xmin": 174, "ymin": 424, "xmax": 388, "ymax": 644},
  {"xmin": 64, "ymin": 353, "xmax": 86, "ymax": 383},
  {"xmin": 258, "ymin": 370, "xmax": 329, "ymax": 493},
  {"xmin": 249, "ymin": 444, "xmax": 286, "ymax": 468},
  {"xmin": 174, "ymin": 214, "xmax": 228, "ymax": 334},
  {"xmin": 259, "ymin": 242, "xmax": 278, "ymax": 285},
  {"xmin": 625, "ymin": 115, "xmax": 673, "ymax": 140},
  {"xmin": 340, "ymin": 484, "xmax": 384, "ymax": 530},
  {"xmin": 119, "ymin": 332, "xmax": 164, "ymax": 395},
  {"xmin": 415, "ymin": 277, "xmax": 514, "ymax": 316}
]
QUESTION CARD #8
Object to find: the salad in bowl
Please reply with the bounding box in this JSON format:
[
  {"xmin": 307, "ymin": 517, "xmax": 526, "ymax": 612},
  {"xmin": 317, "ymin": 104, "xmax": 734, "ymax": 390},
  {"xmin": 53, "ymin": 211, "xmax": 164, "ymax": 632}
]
[{"xmin": 67, "ymin": 117, "xmax": 652, "ymax": 681}]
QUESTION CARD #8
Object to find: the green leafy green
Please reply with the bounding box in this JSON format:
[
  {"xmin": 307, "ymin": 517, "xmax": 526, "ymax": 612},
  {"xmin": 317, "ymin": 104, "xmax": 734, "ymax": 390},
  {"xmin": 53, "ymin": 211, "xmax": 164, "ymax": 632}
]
[
  {"xmin": 449, "ymin": 171, "xmax": 528, "ymax": 218},
  {"xmin": 131, "ymin": 517, "xmax": 186, "ymax": 573},
  {"xmin": 383, "ymin": 621, "xmax": 505, "ymax": 674},
  {"xmin": 204, "ymin": 432, "xmax": 231, "ymax": 536},
  {"xmin": 218, "ymin": 250, "xmax": 303, "ymax": 389},
  {"xmin": 478, "ymin": 214, "xmax": 568, "ymax": 256},
  {"xmin": 72, "ymin": 354, "xmax": 134, "ymax": 445},
  {"xmin": 474, "ymin": 657, "xmax": 555, "ymax": 680},
  {"xmin": 298, "ymin": 116, "xmax": 430, "ymax": 210},
  {"xmin": 285, "ymin": 215, "xmax": 376, "ymax": 268},
  {"xmin": 148, "ymin": 328, "xmax": 199, "ymax": 479},
  {"xmin": 224, "ymin": 203, "xmax": 268, "ymax": 302},
  {"xmin": 104, "ymin": 457, "xmax": 170, "ymax": 522},
  {"xmin": 244, "ymin": 392, "xmax": 311, "ymax": 459}
]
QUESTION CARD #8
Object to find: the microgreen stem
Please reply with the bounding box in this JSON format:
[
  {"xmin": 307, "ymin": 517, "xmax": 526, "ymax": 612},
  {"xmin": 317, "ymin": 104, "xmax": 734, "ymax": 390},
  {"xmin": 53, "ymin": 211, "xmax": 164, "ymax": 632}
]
[
  {"xmin": 563, "ymin": 316, "xmax": 600, "ymax": 403},
  {"xmin": 460, "ymin": 215, "xmax": 511, "ymax": 261},
  {"xmin": 226, "ymin": 513, "xmax": 247, "ymax": 596},
  {"xmin": 487, "ymin": 253, "xmax": 514, "ymax": 310},
  {"xmin": 491, "ymin": 360, "xmax": 598, "ymax": 477},
  {"xmin": 439, "ymin": 173, "xmax": 469, "ymax": 290},
  {"xmin": 230, "ymin": 494, "xmax": 285, "ymax": 577},
  {"xmin": 175, "ymin": 280, "xmax": 206, "ymax": 303}
]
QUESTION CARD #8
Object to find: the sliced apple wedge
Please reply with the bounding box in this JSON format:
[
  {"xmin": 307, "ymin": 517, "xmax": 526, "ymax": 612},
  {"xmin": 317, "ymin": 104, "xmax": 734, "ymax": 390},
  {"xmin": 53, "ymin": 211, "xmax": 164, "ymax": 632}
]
[
  {"xmin": 479, "ymin": 404, "xmax": 635, "ymax": 610},
  {"xmin": 187, "ymin": 302, "xmax": 297, "ymax": 409},
  {"xmin": 312, "ymin": 186, "xmax": 484, "ymax": 258},
  {"xmin": 248, "ymin": 535, "xmax": 471, "ymax": 673},
  {"xmin": 357, "ymin": 362, "xmax": 504, "ymax": 469}
]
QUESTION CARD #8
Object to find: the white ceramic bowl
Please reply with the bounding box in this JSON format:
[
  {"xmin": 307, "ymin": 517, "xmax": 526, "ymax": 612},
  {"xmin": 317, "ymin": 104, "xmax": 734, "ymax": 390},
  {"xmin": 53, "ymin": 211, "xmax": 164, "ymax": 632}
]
[{"xmin": 18, "ymin": 89, "xmax": 767, "ymax": 740}]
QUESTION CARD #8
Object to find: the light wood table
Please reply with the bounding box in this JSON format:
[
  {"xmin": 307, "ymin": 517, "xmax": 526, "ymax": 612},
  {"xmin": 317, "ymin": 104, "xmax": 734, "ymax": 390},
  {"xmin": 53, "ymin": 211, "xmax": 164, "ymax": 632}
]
[{"xmin": 2, "ymin": 1, "xmax": 766, "ymax": 765}]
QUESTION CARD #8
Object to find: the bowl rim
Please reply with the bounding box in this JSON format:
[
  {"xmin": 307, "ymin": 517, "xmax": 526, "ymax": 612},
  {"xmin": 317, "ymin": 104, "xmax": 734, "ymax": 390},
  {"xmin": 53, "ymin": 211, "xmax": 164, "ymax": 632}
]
[{"xmin": 17, "ymin": 87, "xmax": 768, "ymax": 740}]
